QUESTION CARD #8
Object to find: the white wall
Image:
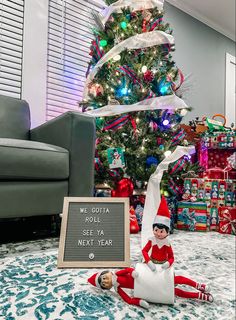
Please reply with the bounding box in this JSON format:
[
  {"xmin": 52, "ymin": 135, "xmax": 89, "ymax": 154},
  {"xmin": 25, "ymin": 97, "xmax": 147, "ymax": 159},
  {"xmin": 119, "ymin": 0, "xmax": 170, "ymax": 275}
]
[
  {"xmin": 164, "ymin": 2, "xmax": 236, "ymax": 124},
  {"xmin": 22, "ymin": 0, "xmax": 48, "ymax": 128}
]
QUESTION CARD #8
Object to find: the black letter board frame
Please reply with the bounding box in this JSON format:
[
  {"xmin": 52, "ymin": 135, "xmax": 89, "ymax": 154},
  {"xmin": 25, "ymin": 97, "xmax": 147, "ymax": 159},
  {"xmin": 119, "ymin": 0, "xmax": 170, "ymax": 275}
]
[{"xmin": 58, "ymin": 197, "xmax": 130, "ymax": 268}]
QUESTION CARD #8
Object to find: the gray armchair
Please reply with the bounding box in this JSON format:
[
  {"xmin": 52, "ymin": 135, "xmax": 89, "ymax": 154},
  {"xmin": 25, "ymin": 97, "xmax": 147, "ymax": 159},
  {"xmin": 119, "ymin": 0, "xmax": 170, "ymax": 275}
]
[{"xmin": 0, "ymin": 94, "xmax": 95, "ymax": 219}]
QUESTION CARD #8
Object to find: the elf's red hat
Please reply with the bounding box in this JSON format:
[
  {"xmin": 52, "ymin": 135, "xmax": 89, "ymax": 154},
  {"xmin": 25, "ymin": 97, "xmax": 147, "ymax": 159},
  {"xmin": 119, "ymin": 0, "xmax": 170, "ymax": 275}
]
[
  {"xmin": 88, "ymin": 272, "xmax": 101, "ymax": 288},
  {"xmin": 153, "ymin": 196, "xmax": 170, "ymax": 228}
]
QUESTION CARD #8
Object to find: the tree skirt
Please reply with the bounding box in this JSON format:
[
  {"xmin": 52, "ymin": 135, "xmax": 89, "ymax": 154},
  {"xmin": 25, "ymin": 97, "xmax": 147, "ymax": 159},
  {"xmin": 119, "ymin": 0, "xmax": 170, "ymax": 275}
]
[{"xmin": 0, "ymin": 231, "xmax": 235, "ymax": 320}]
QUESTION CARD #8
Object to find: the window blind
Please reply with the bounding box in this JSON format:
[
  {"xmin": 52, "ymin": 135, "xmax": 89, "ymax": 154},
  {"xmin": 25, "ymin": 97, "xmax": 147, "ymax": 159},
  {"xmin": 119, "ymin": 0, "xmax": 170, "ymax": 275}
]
[
  {"xmin": 0, "ymin": 0, "xmax": 24, "ymax": 99},
  {"xmin": 47, "ymin": 0, "xmax": 104, "ymax": 120}
]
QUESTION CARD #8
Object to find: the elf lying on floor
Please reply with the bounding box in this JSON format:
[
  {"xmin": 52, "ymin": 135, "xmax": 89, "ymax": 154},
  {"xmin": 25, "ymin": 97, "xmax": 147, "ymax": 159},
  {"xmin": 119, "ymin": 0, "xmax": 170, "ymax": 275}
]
[{"xmin": 88, "ymin": 267, "xmax": 213, "ymax": 309}]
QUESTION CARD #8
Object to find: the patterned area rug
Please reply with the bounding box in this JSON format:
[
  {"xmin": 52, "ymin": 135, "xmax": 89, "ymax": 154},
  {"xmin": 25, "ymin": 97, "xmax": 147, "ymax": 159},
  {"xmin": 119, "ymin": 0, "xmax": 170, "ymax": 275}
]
[{"xmin": 0, "ymin": 231, "xmax": 235, "ymax": 320}]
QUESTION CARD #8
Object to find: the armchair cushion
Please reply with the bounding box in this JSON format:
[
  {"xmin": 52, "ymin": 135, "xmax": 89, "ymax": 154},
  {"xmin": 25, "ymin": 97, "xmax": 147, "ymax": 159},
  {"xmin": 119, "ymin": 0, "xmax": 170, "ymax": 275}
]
[
  {"xmin": 0, "ymin": 138, "xmax": 69, "ymax": 180},
  {"xmin": 0, "ymin": 95, "xmax": 30, "ymax": 139}
]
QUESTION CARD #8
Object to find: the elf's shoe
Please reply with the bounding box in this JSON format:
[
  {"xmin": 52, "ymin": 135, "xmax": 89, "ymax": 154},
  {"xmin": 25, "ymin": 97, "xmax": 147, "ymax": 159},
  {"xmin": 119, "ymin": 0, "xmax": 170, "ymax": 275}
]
[
  {"xmin": 196, "ymin": 283, "xmax": 211, "ymax": 293},
  {"xmin": 198, "ymin": 292, "xmax": 214, "ymax": 303}
]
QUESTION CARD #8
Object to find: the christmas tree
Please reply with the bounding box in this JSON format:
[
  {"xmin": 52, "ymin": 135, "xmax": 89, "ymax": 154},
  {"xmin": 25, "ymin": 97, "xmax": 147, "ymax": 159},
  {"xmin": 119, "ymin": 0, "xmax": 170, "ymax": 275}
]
[{"xmin": 82, "ymin": 0, "xmax": 199, "ymax": 197}]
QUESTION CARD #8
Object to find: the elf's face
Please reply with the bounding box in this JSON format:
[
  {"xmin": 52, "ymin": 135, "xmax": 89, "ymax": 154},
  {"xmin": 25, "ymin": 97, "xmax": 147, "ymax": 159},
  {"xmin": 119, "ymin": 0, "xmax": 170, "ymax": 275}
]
[
  {"xmin": 153, "ymin": 226, "xmax": 168, "ymax": 239},
  {"xmin": 101, "ymin": 271, "xmax": 113, "ymax": 289}
]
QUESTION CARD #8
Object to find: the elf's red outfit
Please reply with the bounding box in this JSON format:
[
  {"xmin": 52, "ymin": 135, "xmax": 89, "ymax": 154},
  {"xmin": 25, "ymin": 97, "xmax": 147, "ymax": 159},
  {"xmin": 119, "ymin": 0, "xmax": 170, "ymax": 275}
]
[
  {"xmin": 88, "ymin": 267, "xmax": 211, "ymax": 304},
  {"xmin": 142, "ymin": 236, "xmax": 174, "ymax": 266},
  {"xmin": 114, "ymin": 268, "xmax": 209, "ymax": 302},
  {"xmin": 113, "ymin": 267, "xmax": 141, "ymax": 306}
]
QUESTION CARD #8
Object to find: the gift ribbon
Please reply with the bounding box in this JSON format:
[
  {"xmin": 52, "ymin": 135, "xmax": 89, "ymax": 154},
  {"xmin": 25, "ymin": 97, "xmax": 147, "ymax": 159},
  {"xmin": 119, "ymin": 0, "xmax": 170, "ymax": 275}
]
[
  {"xmin": 141, "ymin": 145, "xmax": 195, "ymax": 247},
  {"xmin": 117, "ymin": 65, "xmax": 142, "ymax": 87},
  {"xmin": 149, "ymin": 17, "xmax": 163, "ymax": 31},
  {"xmin": 171, "ymin": 69, "xmax": 185, "ymax": 91},
  {"xmin": 171, "ymin": 128, "xmax": 186, "ymax": 147},
  {"xmin": 180, "ymin": 208, "xmax": 196, "ymax": 231},
  {"xmin": 219, "ymin": 209, "xmax": 236, "ymax": 234},
  {"xmin": 103, "ymin": 114, "xmax": 137, "ymax": 139}
]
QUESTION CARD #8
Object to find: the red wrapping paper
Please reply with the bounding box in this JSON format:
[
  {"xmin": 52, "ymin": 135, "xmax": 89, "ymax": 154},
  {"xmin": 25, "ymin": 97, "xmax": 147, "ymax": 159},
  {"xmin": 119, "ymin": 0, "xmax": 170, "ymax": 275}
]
[{"xmin": 218, "ymin": 207, "xmax": 236, "ymax": 235}]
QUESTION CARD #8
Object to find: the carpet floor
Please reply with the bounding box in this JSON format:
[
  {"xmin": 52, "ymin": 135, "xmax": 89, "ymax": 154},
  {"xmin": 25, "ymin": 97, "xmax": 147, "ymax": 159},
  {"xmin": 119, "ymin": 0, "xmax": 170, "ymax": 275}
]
[{"xmin": 0, "ymin": 231, "xmax": 235, "ymax": 320}]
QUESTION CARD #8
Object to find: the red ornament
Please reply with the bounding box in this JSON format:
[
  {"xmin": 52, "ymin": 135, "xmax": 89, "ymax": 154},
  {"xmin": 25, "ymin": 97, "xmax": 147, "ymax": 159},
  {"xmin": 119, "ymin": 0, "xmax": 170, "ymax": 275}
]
[
  {"xmin": 111, "ymin": 178, "xmax": 134, "ymax": 197},
  {"xmin": 89, "ymin": 83, "xmax": 104, "ymax": 97},
  {"xmin": 143, "ymin": 70, "xmax": 154, "ymax": 82},
  {"xmin": 129, "ymin": 206, "xmax": 139, "ymax": 233},
  {"xmin": 142, "ymin": 19, "xmax": 147, "ymax": 32},
  {"xmin": 149, "ymin": 121, "xmax": 158, "ymax": 132},
  {"xmin": 157, "ymin": 137, "xmax": 163, "ymax": 145},
  {"xmin": 131, "ymin": 12, "xmax": 137, "ymax": 19}
]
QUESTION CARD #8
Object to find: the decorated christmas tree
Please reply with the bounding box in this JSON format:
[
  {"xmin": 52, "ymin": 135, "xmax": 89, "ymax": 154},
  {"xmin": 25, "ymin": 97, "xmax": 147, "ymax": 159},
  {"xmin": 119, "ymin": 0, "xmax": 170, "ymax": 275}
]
[{"xmin": 81, "ymin": 0, "xmax": 199, "ymax": 197}]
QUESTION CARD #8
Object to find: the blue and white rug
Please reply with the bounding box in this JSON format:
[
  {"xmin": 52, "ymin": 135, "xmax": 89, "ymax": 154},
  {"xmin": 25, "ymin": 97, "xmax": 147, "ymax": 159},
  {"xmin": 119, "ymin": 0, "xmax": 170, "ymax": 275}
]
[{"xmin": 0, "ymin": 231, "xmax": 235, "ymax": 320}]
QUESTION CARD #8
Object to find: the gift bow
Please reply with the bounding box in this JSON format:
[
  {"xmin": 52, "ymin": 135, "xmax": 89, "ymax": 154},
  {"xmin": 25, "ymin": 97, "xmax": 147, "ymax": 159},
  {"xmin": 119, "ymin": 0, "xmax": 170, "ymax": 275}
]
[
  {"xmin": 220, "ymin": 209, "xmax": 236, "ymax": 234},
  {"xmin": 181, "ymin": 208, "xmax": 196, "ymax": 231}
]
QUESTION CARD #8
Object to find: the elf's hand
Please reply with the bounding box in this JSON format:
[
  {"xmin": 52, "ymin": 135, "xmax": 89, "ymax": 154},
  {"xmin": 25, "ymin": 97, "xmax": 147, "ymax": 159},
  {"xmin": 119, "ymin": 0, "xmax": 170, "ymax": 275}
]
[
  {"xmin": 140, "ymin": 299, "xmax": 150, "ymax": 309},
  {"xmin": 161, "ymin": 261, "xmax": 170, "ymax": 270},
  {"xmin": 147, "ymin": 261, "xmax": 156, "ymax": 272},
  {"xmin": 132, "ymin": 270, "xmax": 139, "ymax": 278}
]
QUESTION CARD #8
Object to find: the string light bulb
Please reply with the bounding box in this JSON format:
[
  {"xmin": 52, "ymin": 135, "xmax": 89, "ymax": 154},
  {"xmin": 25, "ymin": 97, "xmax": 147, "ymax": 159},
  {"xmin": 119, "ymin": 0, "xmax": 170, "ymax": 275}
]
[
  {"xmin": 142, "ymin": 66, "xmax": 148, "ymax": 73},
  {"xmin": 113, "ymin": 55, "xmax": 121, "ymax": 61}
]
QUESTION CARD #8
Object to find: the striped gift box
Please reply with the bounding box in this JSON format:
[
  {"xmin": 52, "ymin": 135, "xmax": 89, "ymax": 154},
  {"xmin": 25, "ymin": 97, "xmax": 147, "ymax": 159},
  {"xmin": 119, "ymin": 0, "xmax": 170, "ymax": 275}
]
[{"xmin": 177, "ymin": 201, "xmax": 208, "ymax": 232}]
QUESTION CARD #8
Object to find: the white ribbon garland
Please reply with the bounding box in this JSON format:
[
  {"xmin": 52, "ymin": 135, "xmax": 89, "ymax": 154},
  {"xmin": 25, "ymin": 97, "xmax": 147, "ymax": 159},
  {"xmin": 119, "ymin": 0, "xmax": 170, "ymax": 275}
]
[
  {"xmin": 141, "ymin": 145, "xmax": 196, "ymax": 248},
  {"xmin": 83, "ymin": 30, "xmax": 174, "ymax": 100},
  {"xmin": 85, "ymin": 94, "xmax": 188, "ymax": 117},
  {"xmin": 98, "ymin": 0, "xmax": 164, "ymax": 26}
]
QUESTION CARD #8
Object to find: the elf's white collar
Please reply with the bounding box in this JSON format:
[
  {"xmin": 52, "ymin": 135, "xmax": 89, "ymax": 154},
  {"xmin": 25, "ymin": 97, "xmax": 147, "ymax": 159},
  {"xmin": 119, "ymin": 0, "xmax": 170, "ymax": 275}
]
[{"xmin": 149, "ymin": 236, "xmax": 170, "ymax": 248}]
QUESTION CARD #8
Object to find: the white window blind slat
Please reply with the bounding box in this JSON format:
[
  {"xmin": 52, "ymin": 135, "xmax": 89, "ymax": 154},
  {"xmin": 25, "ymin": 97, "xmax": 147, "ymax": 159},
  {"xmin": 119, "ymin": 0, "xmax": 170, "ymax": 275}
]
[
  {"xmin": 0, "ymin": 77, "xmax": 21, "ymax": 87},
  {"xmin": 0, "ymin": 83, "xmax": 21, "ymax": 93},
  {"xmin": 47, "ymin": 0, "xmax": 104, "ymax": 119},
  {"xmin": 0, "ymin": 71, "xmax": 21, "ymax": 82},
  {"xmin": 1, "ymin": 10, "xmax": 24, "ymax": 24},
  {"xmin": 48, "ymin": 72, "xmax": 86, "ymax": 85},
  {"xmin": 3, "ymin": 0, "xmax": 24, "ymax": 5},
  {"xmin": 0, "ymin": 29, "xmax": 23, "ymax": 42},
  {"xmin": 0, "ymin": 17, "xmax": 23, "ymax": 30},
  {"xmin": 0, "ymin": 23, "xmax": 23, "ymax": 35},
  {"xmin": 0, "ymin": 53, "xmax": 22, "ymax": 65},
  {"xmin": 1, "ymin": 46, "xmax": 23, "ymax": 59},
  {"xmin": 48, "ymin": 87, "xmax": 81, "ymax": 100},
  {"xmin": 0, "ymin": 89, "xmax": 19, "ymax": 98},
  {"xmin": 2, "ymin": 0, "xmax": 24, "ymax": 11},
  {"xmin": 0, "ymin": 65, "xmax": 21, "ymax": 76},
  {"xmin": 47, "ymin": 100, "xmax": 78, "ymax": 109},
  {"xmin": 48, "ymin": 81, "xmax": 84, "ymax": 93},
  {"xmin": 0, "ymin": 0, "xmax": 24, "ymax": 98}
]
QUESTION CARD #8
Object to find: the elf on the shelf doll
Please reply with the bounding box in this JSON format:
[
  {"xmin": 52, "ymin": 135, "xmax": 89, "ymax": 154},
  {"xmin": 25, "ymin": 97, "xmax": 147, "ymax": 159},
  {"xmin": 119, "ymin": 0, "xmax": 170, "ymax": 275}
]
[
  {"xmin": 88, "ymin": 265, "xmax": 213, "ymax": 308},
  {"xmin": 142, "ymin": 196, "xmax": 213, "ymax": 302},
  {"xmin": 88, "ymin": 268, "xmax": 149, "ymax": 309}
]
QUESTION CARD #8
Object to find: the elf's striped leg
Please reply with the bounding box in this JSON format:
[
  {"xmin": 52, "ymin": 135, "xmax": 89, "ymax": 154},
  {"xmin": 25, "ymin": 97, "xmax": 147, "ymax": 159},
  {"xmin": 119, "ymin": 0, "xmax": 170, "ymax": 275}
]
[
  {"xmin": 175, "ymin": 276, "xmax": 211, "ymax": 293},
  {"xmin": 175, "ymin": 288, "xmax": 213, "ymax": 302}
]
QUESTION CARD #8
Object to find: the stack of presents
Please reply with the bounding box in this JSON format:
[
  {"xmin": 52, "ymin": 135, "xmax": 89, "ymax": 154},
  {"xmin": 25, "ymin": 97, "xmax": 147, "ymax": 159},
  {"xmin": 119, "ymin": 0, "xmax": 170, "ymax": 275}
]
[{"xmin": 177, "ymin": 119, "xmax": 236, "ymax": 236}]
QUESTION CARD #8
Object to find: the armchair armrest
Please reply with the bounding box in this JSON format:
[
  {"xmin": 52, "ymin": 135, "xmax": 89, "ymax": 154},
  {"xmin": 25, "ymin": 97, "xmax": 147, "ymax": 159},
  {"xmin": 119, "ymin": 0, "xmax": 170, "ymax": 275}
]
[{"xmin": 30, "ymin": 111, "xmax": 96, "ymax": 196}]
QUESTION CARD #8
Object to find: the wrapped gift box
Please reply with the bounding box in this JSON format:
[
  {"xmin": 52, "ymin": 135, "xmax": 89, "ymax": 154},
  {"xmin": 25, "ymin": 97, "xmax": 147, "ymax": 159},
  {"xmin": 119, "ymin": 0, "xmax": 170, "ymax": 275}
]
[
  {"xmin": 183, "ymin": 178, "xmax": 235, "ymax": 205},
  {"xmin": 177, "ymin": 202, "xmax": 208, "ymax": 232},
  {"xmin": 201, "ymin": 131, "xmax": 236, "ymax": 149},
  {"xmin": 198, "ymin": 131, "xmax": 236, "ymax": 179},
  {"xmin": 218, "ymin": 207, "xmax": 236, "ymax": 235},
  {"xmin": 182, "ymin": 178, "xmax": 235, "ymax": 230}
]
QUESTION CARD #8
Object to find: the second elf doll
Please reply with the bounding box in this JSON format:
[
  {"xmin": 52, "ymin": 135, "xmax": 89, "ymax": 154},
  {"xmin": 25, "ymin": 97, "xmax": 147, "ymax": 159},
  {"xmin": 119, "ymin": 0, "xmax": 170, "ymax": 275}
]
[{"xmin": 142, "ymin": 196, "xmax": 213, "ymax": 302}]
